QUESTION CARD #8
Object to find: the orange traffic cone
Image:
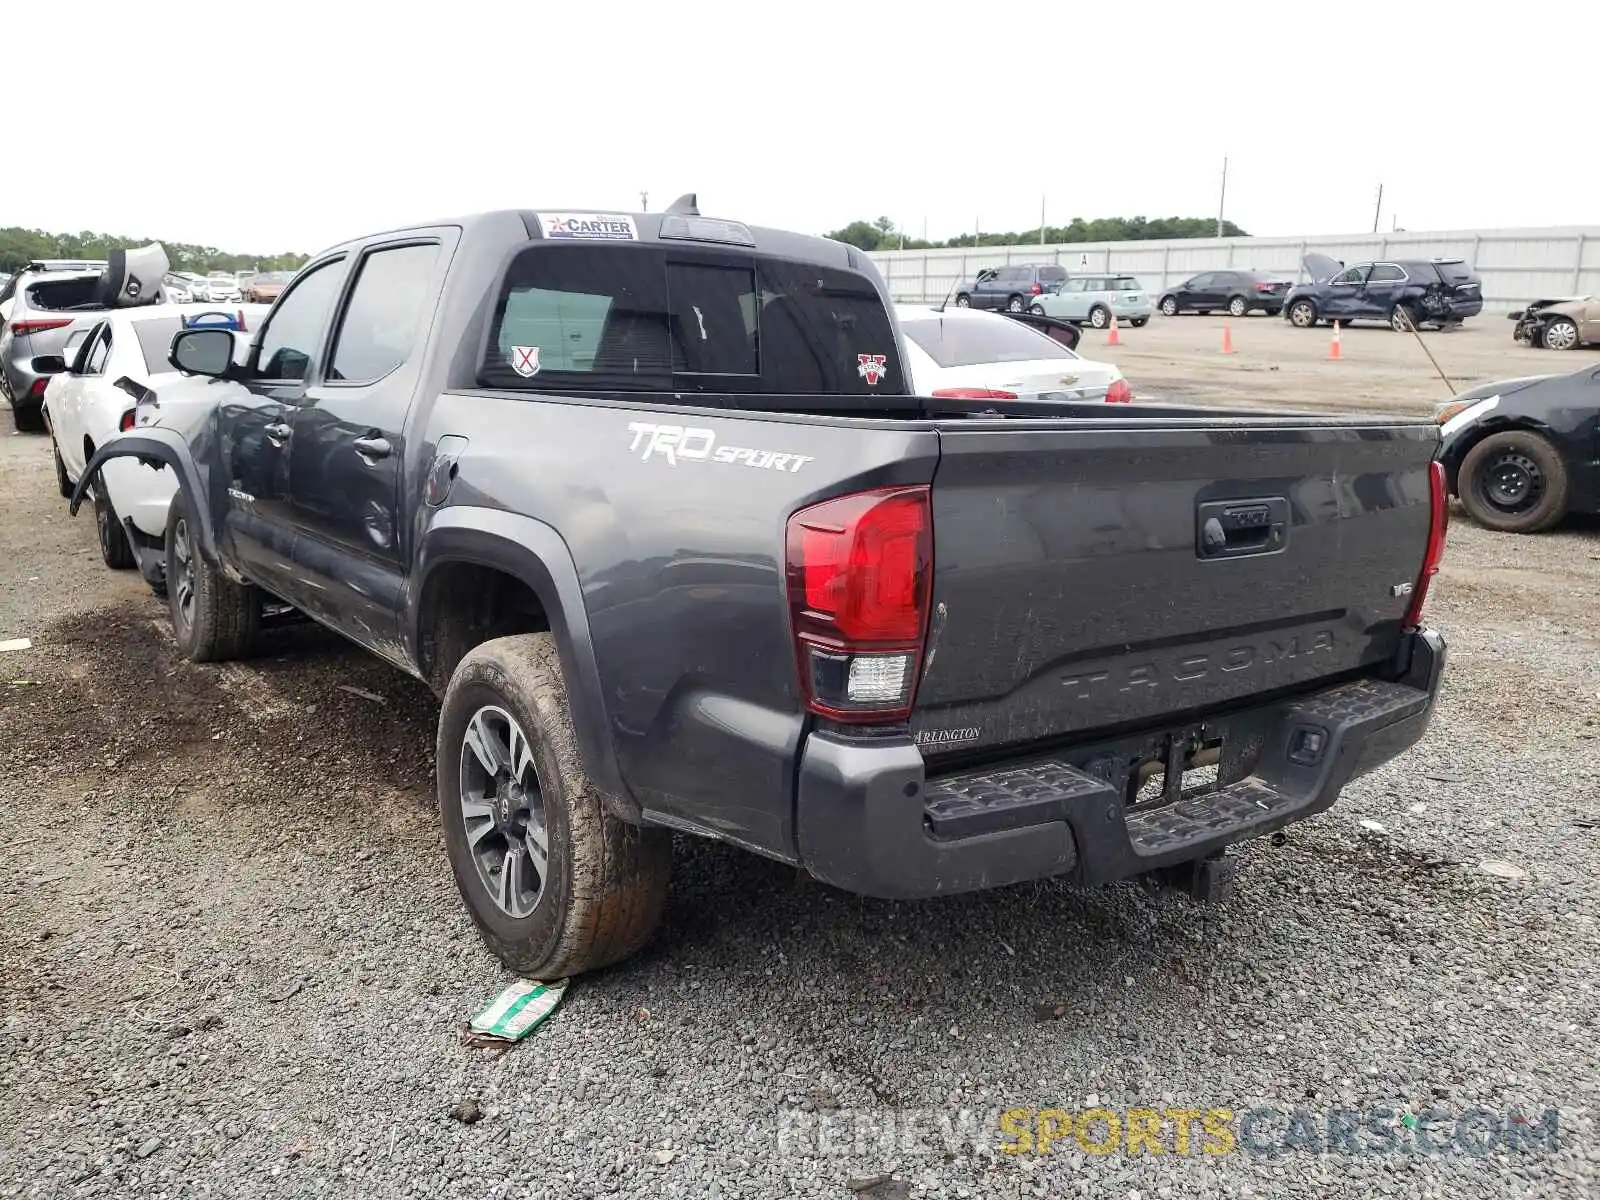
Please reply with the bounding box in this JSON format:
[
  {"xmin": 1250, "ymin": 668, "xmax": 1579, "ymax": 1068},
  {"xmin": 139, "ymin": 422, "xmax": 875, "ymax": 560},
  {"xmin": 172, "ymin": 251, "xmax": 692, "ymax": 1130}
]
[
  {"xmin": 1221, "ymin": 322, "xmax": 1234, "ymax": 355},
  {"xmin": 1106, "ymin": 313, "xmax": 1121, "ymax": 347},
  {"xmin": 1329, "ymin": 321, "xmax": 1343, "ymax": 361}
]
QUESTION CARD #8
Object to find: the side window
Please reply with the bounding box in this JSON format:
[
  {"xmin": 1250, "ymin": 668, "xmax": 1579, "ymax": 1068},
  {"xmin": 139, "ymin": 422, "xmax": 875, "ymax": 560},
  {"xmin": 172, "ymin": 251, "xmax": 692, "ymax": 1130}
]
[
  {"xmin": 255, "ymin": 258, "xmax": 348, "ymax": 382},
  {"xmin": 1061, "ymin": 279, "xmax": 1086, "ymax": 293},
  {"xmin": 327, "ymin": 244, "xmax": 441, "ymax": 384},
  {"xmin": 83, "ymin": 327, "xmax": 111, "ymax": 376},
  {"xmin": 63, "ymin": 328, "xmax": 93, "ymax": 372},
  {"xmin": 1188, "ymin": 274, "xmax": 1213, "ymax": 289},
  {"xmin": 1331, "ymin": 266, "xmax": 1367, "ymax": 285},
  {"xmin": 1369, "ymin": 264, "xmax": 1406, "ymax": 283}
]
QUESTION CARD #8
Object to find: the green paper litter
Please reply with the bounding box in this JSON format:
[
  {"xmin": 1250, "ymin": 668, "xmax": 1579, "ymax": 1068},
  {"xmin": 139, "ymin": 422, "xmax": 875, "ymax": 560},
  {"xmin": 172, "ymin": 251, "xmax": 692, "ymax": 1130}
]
[{"xmin": 466, "ymin": 979, "xmax": 568, "ymax": 1045}]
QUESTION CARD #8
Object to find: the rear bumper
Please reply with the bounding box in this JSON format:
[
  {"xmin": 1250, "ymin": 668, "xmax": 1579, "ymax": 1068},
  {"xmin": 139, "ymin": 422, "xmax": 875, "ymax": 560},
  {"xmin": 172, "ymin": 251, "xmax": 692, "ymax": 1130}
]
[{"xmin": 795, "ymin": 627, "xmax": 1446, "ymax": 899}]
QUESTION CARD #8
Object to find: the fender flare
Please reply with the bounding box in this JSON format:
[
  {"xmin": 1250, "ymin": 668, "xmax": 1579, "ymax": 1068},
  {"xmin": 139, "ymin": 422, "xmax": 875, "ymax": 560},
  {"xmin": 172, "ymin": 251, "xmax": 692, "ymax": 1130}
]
[
  {"xmin": 68, "ymin": 428, "xmax": 219, "ymax": 564},
  {"xmin": 409, "ymin": 507, "xmax": 638, "ymax": 823}
]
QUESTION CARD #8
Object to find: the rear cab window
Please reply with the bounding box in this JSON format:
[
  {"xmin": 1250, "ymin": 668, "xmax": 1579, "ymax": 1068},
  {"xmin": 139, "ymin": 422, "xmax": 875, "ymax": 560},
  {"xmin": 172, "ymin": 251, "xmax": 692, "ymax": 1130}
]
[
  {"xmin": 899, "ymin": 315, "xmax": 1078, "ymax": 368},
  {"xmin": 482, "ymin": 244, "xmax": 903, "ymax": 395}
]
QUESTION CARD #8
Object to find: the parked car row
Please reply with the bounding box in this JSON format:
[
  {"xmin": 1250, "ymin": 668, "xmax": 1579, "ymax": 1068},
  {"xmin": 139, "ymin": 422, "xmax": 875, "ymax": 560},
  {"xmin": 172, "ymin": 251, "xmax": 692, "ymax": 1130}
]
[{"xmin": 944, "ymin": 254, "xmax": 1489, "ymax": 333}]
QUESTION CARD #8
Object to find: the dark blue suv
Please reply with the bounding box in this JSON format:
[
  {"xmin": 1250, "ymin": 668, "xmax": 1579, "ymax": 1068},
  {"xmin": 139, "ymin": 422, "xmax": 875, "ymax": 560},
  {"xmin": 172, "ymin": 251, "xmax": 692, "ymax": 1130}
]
[{"xmin": 1283, "ymin": 253, "xmax": 1484, "ymax": 331}]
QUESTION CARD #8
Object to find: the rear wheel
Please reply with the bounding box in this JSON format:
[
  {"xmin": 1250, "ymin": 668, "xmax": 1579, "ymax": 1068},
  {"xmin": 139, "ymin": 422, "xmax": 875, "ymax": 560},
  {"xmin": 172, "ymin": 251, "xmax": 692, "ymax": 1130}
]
[
  {"xmin": 1390, "ymin": 304, "xmax": 1418, "ymax": 333},
  {"xmin": 94, "ymin": 487, "xmax": 136, "ymax": 570},
  {"xmin": 1006, "ymin": 295, "xmax": 1025, "ymax": 313},
  {"xmin": 1458, "ymin": 430, "xmax": 1569, "ymax": 534},
  {"xmin": 1088, "ymin": 305, "xmax": 1110, "ymax": 329},
  {"xmin": 438, "ymin": 633, "xmax": 673, "ymax": 977},
  {"xmin": 1541, "ymin": 317, "xmax": 1580, "ymax": 351},
  {"xmin": 1159, "ymin": 296, "xmax": 1178, "ymax": 317},
  {"xmin": 164, "ymin": 494, "xmax": 260, "ymax": 661},
  {"xmin": 52, "ymin": 438, "xmax": 72, "ymax": 499},
  {"xmin": 1226, "ymin": 295, "xmax": 1249, "ymax": 318},
  {"xmin": 1287, "ymin": 299, "xmax": 1319, "ymax": 328}
]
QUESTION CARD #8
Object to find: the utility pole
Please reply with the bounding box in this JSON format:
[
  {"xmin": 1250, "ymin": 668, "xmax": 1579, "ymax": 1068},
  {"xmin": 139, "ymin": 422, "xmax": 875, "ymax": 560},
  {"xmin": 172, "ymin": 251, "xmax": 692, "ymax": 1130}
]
[
  {"xmin": 1040, "ymin": 195, "xmax": 1047, "ymax": 246},
  {"xmin": 1216, "ymin": 156, "xmax": 1228, "ymax": 238},
  {"xmin": 640, "ymin": 191, "xmax": 648, "ymax": 212},
  {"xmin": 1372, "ymin": 184, "xmax": 1383, "ymax": 233}
]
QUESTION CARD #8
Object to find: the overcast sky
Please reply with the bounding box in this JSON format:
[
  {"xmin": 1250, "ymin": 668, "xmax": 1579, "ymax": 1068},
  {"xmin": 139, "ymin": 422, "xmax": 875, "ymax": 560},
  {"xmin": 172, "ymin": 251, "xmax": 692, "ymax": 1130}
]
[{"xmin": 12, "ymin": 2, "xmax": 1596, "ymax": 254}]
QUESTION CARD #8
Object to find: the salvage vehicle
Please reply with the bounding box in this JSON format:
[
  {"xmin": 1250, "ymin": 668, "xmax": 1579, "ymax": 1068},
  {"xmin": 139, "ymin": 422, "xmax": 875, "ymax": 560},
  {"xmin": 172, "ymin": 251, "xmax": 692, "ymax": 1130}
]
[
  {"xmin": 1509, "ymin": 295, "xmax": 1600, "ymax": 352},
  {"xmin": 896, "ymin": 304, "xmax": 1128, "ymax": 402},
  {"xmin": 42, "ymin": 305, "xmax": 267, "ymax": 576},
  {"xmin": 1284, "ymin": 254, "xmax": 1483, "ymax": 331},
  {"xmin": 1434, "ymin": 364, "xmax": 1600, "ymax": 533},
  {"xmin": 952, "ymin": 263, "xmax": 1069, "ymax": 312},
  {"xmin": 74, "ymin": 201, "xmax": 1450, "ymax": 979}
]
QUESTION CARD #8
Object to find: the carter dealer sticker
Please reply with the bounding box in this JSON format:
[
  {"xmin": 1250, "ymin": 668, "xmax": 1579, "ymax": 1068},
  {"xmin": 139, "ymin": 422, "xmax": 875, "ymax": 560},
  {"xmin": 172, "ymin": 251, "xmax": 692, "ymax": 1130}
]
[
  {"xmin": 537, "ymin": 212, "xmax": 639, "ymax": 241},
  {"xmin": 510, "ymin": 346, "xmax": 541, "ymax": 377},
  {"xmin": 857, "ymin": 353, "xmax": 889, "ymax": 385}
]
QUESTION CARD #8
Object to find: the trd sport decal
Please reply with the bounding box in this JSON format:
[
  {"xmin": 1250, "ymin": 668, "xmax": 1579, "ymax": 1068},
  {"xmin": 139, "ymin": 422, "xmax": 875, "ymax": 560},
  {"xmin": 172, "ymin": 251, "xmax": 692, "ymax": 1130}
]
[
  {"xmin": 857, "ymin": 353, "xmax": 888, "ymax": 385},
  {"xmin": 626, "ymin": 422, "xmax": 813, "ymax": 473}
]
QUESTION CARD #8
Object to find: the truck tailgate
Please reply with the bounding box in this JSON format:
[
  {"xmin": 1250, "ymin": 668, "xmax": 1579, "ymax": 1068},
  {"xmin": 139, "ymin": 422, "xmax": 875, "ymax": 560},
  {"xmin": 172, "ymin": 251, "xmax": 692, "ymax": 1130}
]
[{"xmin": 913, "ymin": 419, "xmax": 1439, "ymax": 759}]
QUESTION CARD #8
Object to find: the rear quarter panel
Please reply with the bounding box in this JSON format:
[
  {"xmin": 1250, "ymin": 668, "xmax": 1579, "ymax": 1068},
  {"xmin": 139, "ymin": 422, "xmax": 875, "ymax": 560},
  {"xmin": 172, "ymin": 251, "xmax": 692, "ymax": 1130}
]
[{"xmin": 423, "ymin": 393, "xmax": 940, "ymax": 860}]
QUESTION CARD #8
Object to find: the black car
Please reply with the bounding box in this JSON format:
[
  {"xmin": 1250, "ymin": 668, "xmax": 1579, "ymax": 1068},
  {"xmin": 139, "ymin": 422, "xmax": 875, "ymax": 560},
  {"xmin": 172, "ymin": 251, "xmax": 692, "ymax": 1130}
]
[
  {"xmin": 954, "ymin": 263, "xmax": 1068, "ymax": 312},
  {"xmin": 1435, "ymin": 364, "xmax": 1600, "ymax": 533},
  {"xmin": 1284, "ymin": 254, "xmax": 1484, "ymax": 331},
  {"xmin": 1156, "ymin": 270, "xmax": 1292, "ymax": 318}
]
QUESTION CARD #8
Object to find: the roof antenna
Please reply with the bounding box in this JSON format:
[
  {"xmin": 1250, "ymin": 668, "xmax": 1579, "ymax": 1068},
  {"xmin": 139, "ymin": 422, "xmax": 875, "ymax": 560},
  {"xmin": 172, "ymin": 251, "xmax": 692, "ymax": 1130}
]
[{"xmin": 666, "ymin": 193, "xmax": 699, "ymax": 216}]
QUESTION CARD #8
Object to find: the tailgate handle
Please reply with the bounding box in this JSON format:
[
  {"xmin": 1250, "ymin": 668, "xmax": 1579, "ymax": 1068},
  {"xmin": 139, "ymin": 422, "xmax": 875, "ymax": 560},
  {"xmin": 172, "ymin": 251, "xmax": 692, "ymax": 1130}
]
[{"xmin": 1197, "ymin": 497, "xmax": 1288, "ymax": 560}]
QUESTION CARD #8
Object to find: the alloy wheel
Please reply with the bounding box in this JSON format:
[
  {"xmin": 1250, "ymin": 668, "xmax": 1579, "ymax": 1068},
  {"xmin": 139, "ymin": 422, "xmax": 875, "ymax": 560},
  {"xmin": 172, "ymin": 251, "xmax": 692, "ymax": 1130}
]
[{"xmin": 458, "ymin": 705, "xmax": 550, "ymax": 919}]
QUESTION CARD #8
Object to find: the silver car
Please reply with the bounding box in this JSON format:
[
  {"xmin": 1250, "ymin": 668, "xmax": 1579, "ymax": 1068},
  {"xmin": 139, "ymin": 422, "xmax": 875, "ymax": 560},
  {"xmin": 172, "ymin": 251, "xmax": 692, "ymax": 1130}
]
[
  {"xmin": 0, "ymin": 265, "xmax": 112, "ymax": 431},
  {"xmin": 1028, "ymin": 274, "xmax": 1154, "ymax": 329}
]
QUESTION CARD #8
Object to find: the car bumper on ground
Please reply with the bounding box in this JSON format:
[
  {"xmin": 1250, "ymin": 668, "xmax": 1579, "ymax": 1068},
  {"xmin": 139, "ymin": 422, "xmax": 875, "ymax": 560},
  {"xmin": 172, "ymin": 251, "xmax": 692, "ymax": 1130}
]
[{"xmin": 795, "ymin": 627, "xmax": 1446, "ymax": 899}]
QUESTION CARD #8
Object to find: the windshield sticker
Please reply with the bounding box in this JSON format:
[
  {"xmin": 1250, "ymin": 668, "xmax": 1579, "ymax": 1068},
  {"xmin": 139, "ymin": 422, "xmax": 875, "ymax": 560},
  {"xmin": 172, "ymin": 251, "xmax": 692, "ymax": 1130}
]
[
  {"xmin": 537, "ymin": 212, "xmax": 639, "ymax": 241},
  {"xmin": 857, "ymin": 353, "xmax": 888, "ymax": 385},
  {"xmin": 510, "ymin": 346, "xmax": 541, "ymax": 378}
]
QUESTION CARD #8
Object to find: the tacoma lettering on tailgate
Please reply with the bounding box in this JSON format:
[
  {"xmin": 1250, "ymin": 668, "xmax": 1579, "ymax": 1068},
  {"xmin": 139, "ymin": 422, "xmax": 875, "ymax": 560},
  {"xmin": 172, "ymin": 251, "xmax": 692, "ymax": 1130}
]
[{"xmin": 1061, "ymin": 631, "xmax": 1337, "ymax": 699}]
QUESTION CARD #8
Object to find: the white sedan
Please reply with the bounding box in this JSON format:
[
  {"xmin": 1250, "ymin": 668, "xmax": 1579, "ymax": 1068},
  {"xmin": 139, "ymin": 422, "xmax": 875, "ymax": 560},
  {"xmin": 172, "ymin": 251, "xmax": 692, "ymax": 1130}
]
[
  {"xmin": 895, "ymin": 303, "xmax": 1131, "ymax": 403},
  {"xmin": 44, "ymin": 304, "xmax": 268, "ymax": 582}
]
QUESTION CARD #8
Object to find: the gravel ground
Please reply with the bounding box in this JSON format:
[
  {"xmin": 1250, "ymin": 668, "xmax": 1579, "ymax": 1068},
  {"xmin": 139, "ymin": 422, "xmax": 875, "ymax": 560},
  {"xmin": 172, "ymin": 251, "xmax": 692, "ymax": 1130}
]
[{"xmin": 2, "ymin": 398, "xmax": 1598, "ymax": 1199}]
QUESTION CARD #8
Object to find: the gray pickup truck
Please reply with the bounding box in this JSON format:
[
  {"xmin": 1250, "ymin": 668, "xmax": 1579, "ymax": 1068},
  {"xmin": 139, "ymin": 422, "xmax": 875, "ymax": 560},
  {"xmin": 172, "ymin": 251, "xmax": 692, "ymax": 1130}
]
[{"xmin": 75, "ymin": 200, "xmax": 1449, "ymax": 978}]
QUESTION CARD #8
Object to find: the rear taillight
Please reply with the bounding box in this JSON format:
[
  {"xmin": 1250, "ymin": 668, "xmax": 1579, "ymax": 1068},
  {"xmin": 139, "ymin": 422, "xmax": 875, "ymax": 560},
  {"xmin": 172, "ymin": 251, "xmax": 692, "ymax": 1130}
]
[
  {"xmin": 931, "ymin": 387, "xmax": 1018, "ymax": 400},
  {"xmin": 119, "ymin": 409, "xmax": 137, "ymax": 433},
  {"xmin": 26, "ymin": 378, "xmax": 48, "ymax": 400},
  {"xmin": 786, "ymin": 486, "xmax": 933, "ymax": 722},
  {"xmin": 1104, "ymin": 379, "xmax": 1132, "ymax": 404},
  {"xmin": 9, "ymin": 318, "xmax": 73, "ymax": 337},
  {"xmin": 1030, "ymin": 282, "xmax": 1042, "ymax": 294},
  {"xmin": 1403, "ymin": 460, "xmax": 1448, "ymax": 629}
]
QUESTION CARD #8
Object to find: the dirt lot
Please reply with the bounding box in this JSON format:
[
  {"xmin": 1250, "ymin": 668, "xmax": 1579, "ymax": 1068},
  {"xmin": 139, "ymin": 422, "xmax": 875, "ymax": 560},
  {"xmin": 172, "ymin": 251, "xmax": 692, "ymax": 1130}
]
[
  {"xmin": 1101, "ymin": 311, "xmax": 1580, "ymax": 412},
  {"xmin": 2, "ymin": 339, "xmax": 1598, "ymax": 1199}
]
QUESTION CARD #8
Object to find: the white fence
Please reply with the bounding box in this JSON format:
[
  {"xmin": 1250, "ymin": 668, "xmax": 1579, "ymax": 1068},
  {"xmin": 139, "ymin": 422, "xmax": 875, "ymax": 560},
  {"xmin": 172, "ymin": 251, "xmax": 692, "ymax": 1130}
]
[{"xmin": 867, "ymin": 226, "xmax": 1600, "ymax": 311}]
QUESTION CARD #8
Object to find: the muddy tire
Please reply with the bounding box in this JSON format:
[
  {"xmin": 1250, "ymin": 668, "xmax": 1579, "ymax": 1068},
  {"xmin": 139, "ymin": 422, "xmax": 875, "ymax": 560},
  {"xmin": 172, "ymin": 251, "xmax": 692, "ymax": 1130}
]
[
  {"xmin": 1458, "ymin": 430, "xmax": 1569, "ymax": 534},
  {"xmin": 164, "ymin": 494, "xmax": 259, "ymax": 661},
  {"xmin": 438, "ymin": 633, "xmax": 672, "ymax": 978},
  {"xmin": 52, "ymin": 438, "xmax": 72, "ymax": 498},
  {"xmin": 94, "ymin": 487, "xmax": 136, "ymax": 570}
]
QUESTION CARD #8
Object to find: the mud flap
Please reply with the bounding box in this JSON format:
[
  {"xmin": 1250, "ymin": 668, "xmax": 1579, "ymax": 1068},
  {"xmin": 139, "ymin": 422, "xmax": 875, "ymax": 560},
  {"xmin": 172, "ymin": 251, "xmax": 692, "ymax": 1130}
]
[{"xmin": 122, "ymin": 518, "xmax": 168, "ymax": 593}]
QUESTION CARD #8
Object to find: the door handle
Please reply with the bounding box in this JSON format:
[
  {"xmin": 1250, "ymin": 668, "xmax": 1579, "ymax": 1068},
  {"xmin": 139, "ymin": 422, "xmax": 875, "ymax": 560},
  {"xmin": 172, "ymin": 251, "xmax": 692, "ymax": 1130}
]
[
  {"xmin": 353, "ymin": 435, "xmax": 392, "ymax": 461},
  {"xmin": 264, "ymin": 421, "xmax": 291, "ymax": 444}
]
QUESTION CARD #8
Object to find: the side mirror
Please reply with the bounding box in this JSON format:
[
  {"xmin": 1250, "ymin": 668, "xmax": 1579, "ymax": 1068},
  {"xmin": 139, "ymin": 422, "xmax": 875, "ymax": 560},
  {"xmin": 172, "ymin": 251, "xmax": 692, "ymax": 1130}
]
[
  {"xmin": 170, "ymin": 327, "xmax": 236, "ymax": 378},
  {"xmin": 31, "ymin": 354, "xmax": 68, "ymax": 376}
]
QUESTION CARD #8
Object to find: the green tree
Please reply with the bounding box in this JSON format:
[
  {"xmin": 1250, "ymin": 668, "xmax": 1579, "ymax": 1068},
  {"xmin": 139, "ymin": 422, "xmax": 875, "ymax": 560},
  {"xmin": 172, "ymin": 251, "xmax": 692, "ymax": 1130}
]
[
  {"xmin": 824, "ymin": 215, "xmax": 1248, "ymax": 250},
  {"xmin": 0, "ymin": 226, "xmax": 310, "ymax": 276}
]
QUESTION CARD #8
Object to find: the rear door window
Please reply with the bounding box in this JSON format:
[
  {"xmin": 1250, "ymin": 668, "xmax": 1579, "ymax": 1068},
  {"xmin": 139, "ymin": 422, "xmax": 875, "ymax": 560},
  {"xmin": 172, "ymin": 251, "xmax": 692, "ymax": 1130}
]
[
  {"xmin": 327, "ymin": 243, "xmax": 441, "ymax": 383},
  {"xmin": 484, "ymin": 244, "xmax": 902, "ymax": 395},
  {"xmin": 1037, "ymin": 266, "xmax": 1067, "ymax": 284},
  {"xmin": 1368, "ymin": 264, "xmax": 1406, "ymax": 283}
]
